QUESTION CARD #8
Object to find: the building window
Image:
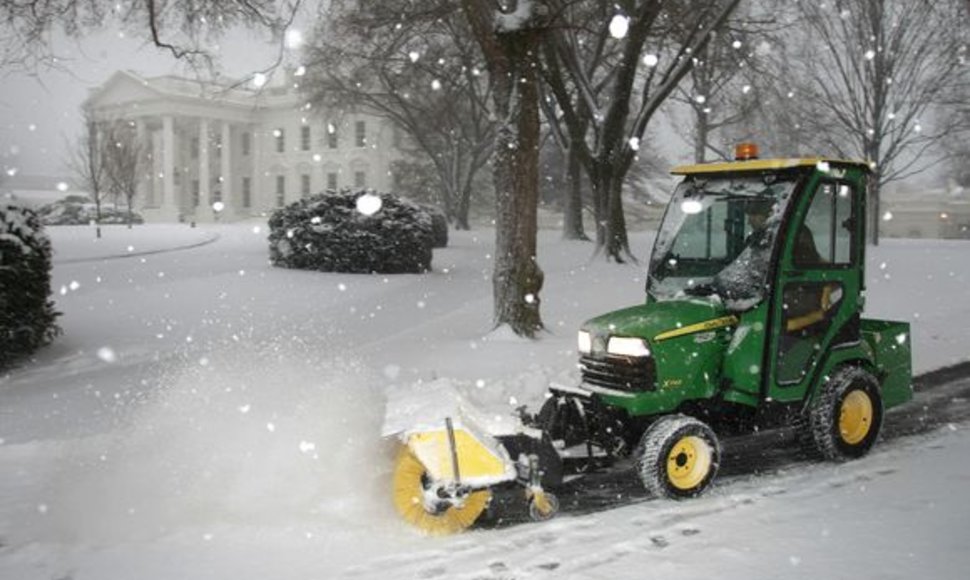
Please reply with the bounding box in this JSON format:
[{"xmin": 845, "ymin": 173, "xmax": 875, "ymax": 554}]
[
  {"xmin": 275, "ymin": 128, "xmax": 285, "ymax": 153},
  {"xmin": 242, "ymin": 177, "xmax": 252, "ymax": 208},
  {"xmin": 327, "ymin": 125, "xmax": 338, "ymax": 149},
  {"xmin": 242, "ymin": 132, "xmax": 251, "ymax": 156},
  {"xmin": 301, "ymin": 126, "xmax": 311, "ymax": 151},
  {"xmin": 190, "ymin": 137, "xmax": 199, "ymax": 159},
  {"xmin": 276, "ymin": 175, "xmax": 286, "ymax": 206},
  {"xmin": 192, "ymin": 180, "xmax": 200, "ymax": 207},
  {"xmin": 301, "ymin": 174, "xmax": 311, "ymax": 198},
  {"xmin": 327, "ymin": 172, "xmax": 338, "ymax": 191},
  {"xmin": 355, "ymin": 121, "xmax": 366, "ymax": 147},
  {"xmin": 354, "ymin": 171, "xmax": 366, "ymax": 188}
]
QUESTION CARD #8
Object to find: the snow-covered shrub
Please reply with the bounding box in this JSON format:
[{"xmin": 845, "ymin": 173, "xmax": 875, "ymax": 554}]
[
  {"xmin": 268, "ymin": 190, "xmax": 434, "ymax": 274},
  {"xmin": 421, "ymin": 204, "xmax": 449, "ymax": 248},
  {"xmin": 0, "ymin": 204, "xmax": 60, "ymax": 368},
  {"xmin": 38, "ymin": 196, "xmax": 144, "ymax": 226}
]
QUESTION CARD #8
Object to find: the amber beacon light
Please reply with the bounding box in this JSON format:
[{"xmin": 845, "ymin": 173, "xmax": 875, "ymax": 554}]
[{"xmin": 734, "ymin": 142, "xmax": 759, "ymax": 160}]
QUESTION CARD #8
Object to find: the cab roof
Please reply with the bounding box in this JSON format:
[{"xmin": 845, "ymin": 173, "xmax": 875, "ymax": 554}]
[{"xmin": 671, "ymin": 157, "xmax": 871, "ymax": 176}]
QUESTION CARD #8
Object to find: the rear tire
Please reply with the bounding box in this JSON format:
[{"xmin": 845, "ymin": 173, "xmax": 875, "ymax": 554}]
[
  {"xmin": 805, "ymin": 366, "xmax": 883, "ymax": 461},
  {"xmin": 634, "ymin": 414, "xmax": 720, "ymax": 499}
]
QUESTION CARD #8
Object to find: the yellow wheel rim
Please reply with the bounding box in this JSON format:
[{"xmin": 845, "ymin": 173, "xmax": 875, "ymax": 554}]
[
  {"xmin": 839, "ymin": 390, "xmax": 874, "ymax": 445},
  {"xmin": 392, "ymin": 447, "xmax": 490, "ymax": 535},
  {"xmin": 666, "ymin": 435, "xmax": 713, "ymax": 491}
]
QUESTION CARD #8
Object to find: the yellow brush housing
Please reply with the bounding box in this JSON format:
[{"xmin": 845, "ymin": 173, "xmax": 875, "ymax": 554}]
[{"xmin": 406, "ymin": 426, "xmax": 512, "ymax": 486}]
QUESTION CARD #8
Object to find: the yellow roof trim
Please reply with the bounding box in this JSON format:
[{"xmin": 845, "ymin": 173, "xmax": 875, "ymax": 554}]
[{"xmin": 671, "ymin": 158, "xmax": 870, "ymax": 175}]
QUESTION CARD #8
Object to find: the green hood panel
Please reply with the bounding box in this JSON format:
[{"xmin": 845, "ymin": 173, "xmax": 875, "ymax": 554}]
[{"xmin": 582, "ymin": 299, "xmax": 729, "ymax": 346}]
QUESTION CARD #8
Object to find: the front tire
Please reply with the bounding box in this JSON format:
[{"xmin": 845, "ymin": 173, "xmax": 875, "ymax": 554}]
[
  {"xmin": 635, "ymin": 414, "xmax": 721, "ymax": 499},
  {"xmin": 805, "ymin": 366, "xmax": 883, "ymax": 461}
]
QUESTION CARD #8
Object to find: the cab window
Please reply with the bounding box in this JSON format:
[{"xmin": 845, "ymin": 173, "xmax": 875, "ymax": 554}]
[{"xmin": 794, "ymin": 182, "xmax": 854, "ymax": 267}]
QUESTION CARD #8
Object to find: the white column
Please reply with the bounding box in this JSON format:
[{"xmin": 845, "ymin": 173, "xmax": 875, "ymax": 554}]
[
  {"xmin": 162, "ymin": 115, "xmax": 177, "ymax": 218},
  {"xmin": 135, "ymin": 118, "xmax": 148, "ymax": 208},
  {"xmin": 151, "ymin": 129, "xmax": 162, "ymax": 208},
  {"xmin": 220, "ymin": 121, "xmax": 232, "ymax": 211},
  {"xmin": 199, "ymin": 119, "xmax": 210, "ymax": 210},
  {"xmin": 252, "ymin": 126, "xmax": 263, "ymax": 211}
]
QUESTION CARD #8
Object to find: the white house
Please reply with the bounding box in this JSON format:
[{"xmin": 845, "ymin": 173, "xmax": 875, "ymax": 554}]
[
  {"xmin": 83, "ymin": 70, "xmax": 403, "ymax": 223},
  {"xmin": 881, "ymin": 183, "xmax": 970, "ymax": 239}
]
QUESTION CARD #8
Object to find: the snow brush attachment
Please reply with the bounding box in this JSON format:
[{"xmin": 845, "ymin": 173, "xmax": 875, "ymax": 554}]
[
  {"xmin": 392, "ymin": 446, "xmax": 492, "ymax": 535},
  {"xmin": 391, "ymin": 417, "xmax": 515, "ymax": 535}
]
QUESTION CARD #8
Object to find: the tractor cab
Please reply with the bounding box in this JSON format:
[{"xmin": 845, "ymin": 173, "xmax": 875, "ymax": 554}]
[{"xmin": 648, "ymin": 145, "xmax": 867, "ymax": 407}]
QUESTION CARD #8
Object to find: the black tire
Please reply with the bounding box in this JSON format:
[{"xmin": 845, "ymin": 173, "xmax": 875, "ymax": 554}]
[
  {"xmin": 804, "ymin": 366, "xmax": 883, "ymax": 461},
  {"xmin": 634, "ymin": 414, "xmax": 721, "ymax": 499}
]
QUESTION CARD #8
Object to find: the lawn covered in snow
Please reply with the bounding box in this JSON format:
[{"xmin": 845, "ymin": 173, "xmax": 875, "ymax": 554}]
[{"xmin": 1, "ymin": 222, "xmax": 969, "ymax": 579}]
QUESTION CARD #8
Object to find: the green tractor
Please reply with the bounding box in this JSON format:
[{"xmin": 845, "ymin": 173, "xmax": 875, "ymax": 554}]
[
  {"xmin": 543, "ymin": 144, "xmax": 912, "ymax": 498},
  {"xmin": 387, "ymin": 145, "xmax": 912, "ymax": 533}
]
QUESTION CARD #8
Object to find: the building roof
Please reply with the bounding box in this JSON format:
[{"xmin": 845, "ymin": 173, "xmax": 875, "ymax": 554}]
[{"xmin": 671, "ymin": 158, "xmax": 871, "ymax": 175}]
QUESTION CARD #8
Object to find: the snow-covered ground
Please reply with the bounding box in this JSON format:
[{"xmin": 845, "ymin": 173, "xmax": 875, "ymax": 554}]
[{"xmin": 1, "ymin": 222, "xmax": 969, "ymax": 579}]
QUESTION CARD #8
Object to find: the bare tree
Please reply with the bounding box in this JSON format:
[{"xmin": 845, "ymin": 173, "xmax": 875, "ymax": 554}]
[
  {"xmin": 67, "ymin": 110, "xmax": 109, "ymax": 238},
  {"xmin": 541, "ymin": 0, "xmax": 742, "ymax": 262},
  {"xmin": 0, "ymin": 1, "xmax": 301, "ymax": 77},
  {"xmin": 302, "ymin": 0, "xmax": 495, "ymax": 230},
  {"xmin": 103, "ymin": 120, "xmax": 145, "ymax": 228},
  {"xmin": 463, "ymin": 0, "xmax": 548, "ymax": 337},
  {"xmin": 671, "ymin": 6, "xmax": 783, "ymax": 163},
  {"xmin": 791, "ymin": 0, "xmax": 969, "ymax": 244}
]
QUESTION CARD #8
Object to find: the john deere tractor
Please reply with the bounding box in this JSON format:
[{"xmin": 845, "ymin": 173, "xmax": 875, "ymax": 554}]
[{"xmin": 387, "ymin": 144, "xmax": 912, "ymax": 533}]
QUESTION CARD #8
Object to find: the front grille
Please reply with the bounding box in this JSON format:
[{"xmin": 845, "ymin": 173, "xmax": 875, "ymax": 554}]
[{"xmin": 579, "ymin": 354, "xmax": 656, "ymax": 392}]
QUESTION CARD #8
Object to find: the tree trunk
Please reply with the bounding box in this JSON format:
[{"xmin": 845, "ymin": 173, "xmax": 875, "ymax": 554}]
[
  {"xmin": 605, "ymin": 172, "xmax": 632, "ymax": 262},
  {"xmin": 869, "ymin": 169, "xmax": 881, "ymax": 247},
  {"xmin": 694, "ymin": 110, "xmax": 709, "ymax": 163},
  {"xmin": 463, "ymin": 0, "xmax": 545, "ymax": 337},
  {"xmin": 589, "ymin": 162, "xmax": 632, "ymax": 262},
  {"xmin": 562, "ymin": 146, "xmax": 588, "ymax": 240},
  {"xmin": 455, "ymin": 183, "xmax": 472, "ymax": 230}
]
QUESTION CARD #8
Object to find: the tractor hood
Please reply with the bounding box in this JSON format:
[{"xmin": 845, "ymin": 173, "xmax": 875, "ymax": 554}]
[{"xmin": 581, "ymin": 299, "xmax": 736, "ymax": 350}]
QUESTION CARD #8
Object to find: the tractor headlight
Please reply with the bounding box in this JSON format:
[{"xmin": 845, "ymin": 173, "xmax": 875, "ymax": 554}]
[
  {"xmin": 577, "ymin": 330, "xmax": 592, "ymax": 354},
  {"xmin": 607, "ymin": 336, "xmax": 651, "ymax": 357}
]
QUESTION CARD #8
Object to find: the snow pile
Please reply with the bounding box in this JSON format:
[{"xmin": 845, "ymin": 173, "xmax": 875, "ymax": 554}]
[{"xmin": 21, "ymin": 339, "xmax": 392, "ymax": 544}]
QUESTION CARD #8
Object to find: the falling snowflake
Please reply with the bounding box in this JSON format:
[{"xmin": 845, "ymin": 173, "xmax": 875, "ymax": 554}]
[
  {"xmin": 642, "ymin": 53, "xmax": 659, "ymax": 67},
  {"xmin": 408, "ymin": 51, "xmax": 420, "ymax": 62},
  {"xmin": 97, "ymin": 347, "xmax": 117, "ymax": 363},
  {"xmin": 609, "ymin": 15, "xmax": 630, "ymax": 39},
  {"xmin": 356, "ymin": 193, "xmax": 382, "ymax": 216}
]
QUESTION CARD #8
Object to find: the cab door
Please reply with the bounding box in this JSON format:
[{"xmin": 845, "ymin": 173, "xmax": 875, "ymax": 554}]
[{"xmin": 767, "ymin": 173, "xmax": 864, "ymax": 402}]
